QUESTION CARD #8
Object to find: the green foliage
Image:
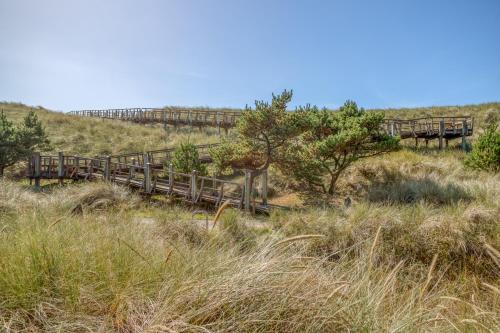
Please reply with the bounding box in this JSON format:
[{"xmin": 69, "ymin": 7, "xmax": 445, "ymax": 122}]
[
  {"xmin": 210, "ymin": 90, "xmax": 305, "ymax": 174},
  {"xmin": 279, "ymin": 101, "xmax": 400, "ymax": 194},
  {"xmin": 209, "ymin": 138, "xmax": 253, "ymax": 175},
  {"xmin": 170, "ymin": 142, "xmax": 207, "ymax": 175},
  {"xmin": 210, "ymin": 95, "xmax": 399, "ymax": 195},
  {"xmin": 0, "ymin": 110, "xmax": 50, "ymax": 176},
  {"xmin": 465, "ymin": 124, "xmax": 500, "ymax": 172}
]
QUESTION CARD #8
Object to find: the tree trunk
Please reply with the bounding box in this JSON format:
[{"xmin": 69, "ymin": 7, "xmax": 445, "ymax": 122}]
[{"xmin": 327, "ymin": 171, "xmax": 341, "ymax": 195}]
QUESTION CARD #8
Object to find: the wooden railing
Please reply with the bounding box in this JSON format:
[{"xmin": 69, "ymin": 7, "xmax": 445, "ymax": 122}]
[
  {"xmin": 110, "ymin": 143, "xmax": 218, "ymax": 167},
  {"xmin": 382, "ymin": 116, "xmax": 473, "ymax": 149},
  {"xmin": 68, "ymin": 107, "xmax": 241, "ymax": 130},
  {"xmin": 68, "ymin": 108, "xmax": 473, "ymax": 144},
  {"xmin": 27, "ymin": 152, "xmax": 268, "ymax": 213}
]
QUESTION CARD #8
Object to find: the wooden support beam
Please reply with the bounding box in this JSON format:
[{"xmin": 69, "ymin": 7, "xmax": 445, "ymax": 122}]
[
  {"xmin": 33, "ymin": 152, "xmax": 41, "ymax": 190},
  {"xmin": 438, "ymin": 120, "xmax": 445, "ymax": 150},
  {"xmin": 244, "ymin": 170, "xmax": 252, "ymax": 212},
  {"xmin": 461, "ymin": 120, "xmax": 468, "ymax": 151},
  {"xmin": 88, "ymin": 160, "xmax": 93, "ymax": 179},
  {"xmin": 168, "ymin": 163, "xmax": 173, "ymax": 193},
  {"xmin": 191, "ymin": 170, "xmax": 198, "ymax": 202},
  {"xmin": 74, "ymin": 157, "xmax": 80, "ymax": 178},
  {"xmin": 261, "ymin": 169, "xmax": 268, "ymax": 206},
  {"xmin": 57, "ymin": 151, "xmax": 64, "ymax": 185},
  {"xmin": 104, "ymin": 156, "xmax": 111, "ymax": 181},
  {"xmin": 143, "ymin": 154, "xmax": 151, "ymax": 192},
  {"xmin": 145, "ymin": 163, "xmax": 152, "ymax": 193}
]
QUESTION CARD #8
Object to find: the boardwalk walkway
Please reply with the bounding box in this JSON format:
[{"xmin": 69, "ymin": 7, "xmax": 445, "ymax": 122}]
[
  {"xmin": 69, "ymin": 108, "xmax": 473, "ymax": 146},
  {"xmin": 27, "ymin": 148, "xmax": 269, "ymax": 213},
  {"xmin": 30, "ymin": 110, "xmax": 474, "ymax": 212}
]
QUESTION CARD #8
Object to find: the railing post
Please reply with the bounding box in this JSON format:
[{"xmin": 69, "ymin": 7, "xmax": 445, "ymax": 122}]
[
  {"xmin": 461, "ymin": 120, "xmax": 468, "ymax": 151},
  {"xmin": 390, "ymin": 122, "xmax": 395, "ymax": 136},
  {"xmin": 104, "ymin": 156, "xmax": 111, "ymax": 181},
  {"xmin": 128, "ymin": 165, "xmax": 134, "ymax": 184},
  {"xmin": 438, "ymin": 120, "xmax": 445, "ymax": 150},
  {"xmin": 168, "ymin": 163, "xmax": 173, "ymax": 193},
  {"xmin": 145, "ymin": 163, "xmax": 152, "ymax": 193},
  {"xmin": 88, "ymin": 160, "xmax": 93, "ymax": 179},
  {"xmin": 244, "ymin": 169, "xmax": 252, "ymax": 212},
  {"xmin": 191, "ymin": 170, "xmax": 198, "ymax": 202},
  {"xmin": 261, "ymin": 169, "xmax": 268, "ymax": 206},
  {"xmin": 74, "ymin": 156, "xmax": 80, "ymax": 178},
  {"xmin": 57, "ymin": 151, "xmax": 64, "ymax": 185},
  {"xmin": 143, "ymin": 154, "xmax": 150, "ymax": 192},
  {"xmin": 34, "ymin": 152, "xmax": 41, "ymax": 190}
]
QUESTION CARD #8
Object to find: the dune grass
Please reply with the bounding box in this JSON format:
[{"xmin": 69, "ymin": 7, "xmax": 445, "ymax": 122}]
[
  {"xmin": 0, "ymin": 148, "xmax": 498, "ymax": 332},
  {"xmin": 0, "ymin": 101, "xmax": 499, "ymax": 331},
  {"xmin": 2, "ymin": 101, "xmax": 498, "ymax": 156},
  {"xmin": 0, "ymin": 102, "xmax": 221, "ymax": 157}
]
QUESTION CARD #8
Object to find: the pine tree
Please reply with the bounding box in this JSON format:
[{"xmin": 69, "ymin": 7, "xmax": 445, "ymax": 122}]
[{"xmin": 0, "ymin": 110, "xmax": 51, "ymax": 176}]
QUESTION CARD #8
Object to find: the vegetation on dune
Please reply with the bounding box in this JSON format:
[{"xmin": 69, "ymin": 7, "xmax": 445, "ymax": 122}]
[
  {"xmin": 0, "ymin": 102, "xmax": 220, "ymax": 159},
  {"xmin": 465, "ymin": 124, "xmax": 500, "ymax": 172},
  {"xmin": 0, "ymin": 168, "xmax": 498, "ymax": 331},
  {"xmin": 211, "ymin": 92, "xmax": 399, "ymax": 195},
  {"xmin": 0, "ymin": 110, "xmax": 50, "ymax": 176},
  {"xmin": 280, "ymin": 100, "xmax": 399, "ymax": 194},
  {"xmin": 170, "ymin": 142, "xmax": 208, "ymax": 175},
  {"xmin": 0, "ymin": 100, "xmax": 499, "ymax": 331}
]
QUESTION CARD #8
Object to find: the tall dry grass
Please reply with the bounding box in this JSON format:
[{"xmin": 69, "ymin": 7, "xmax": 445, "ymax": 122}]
[
  {"xmin": 1, "ymin": 101, "xmax": 499, "ymax": 331},
  {"xmin": 0, "ymin": 177, "xmax": 498, "ymax": 332},
  {"xmin": 1, "ymin": 102, "xmax": 221, "ymax": 158}
]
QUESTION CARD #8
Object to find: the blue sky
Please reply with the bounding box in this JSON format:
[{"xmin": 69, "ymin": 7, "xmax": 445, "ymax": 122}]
[{"xmin": 1, "ymin": 0, "xmax": 499, "ymax": 111}]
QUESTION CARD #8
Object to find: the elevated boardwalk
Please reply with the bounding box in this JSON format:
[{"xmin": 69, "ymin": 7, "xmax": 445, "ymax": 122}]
[
  {"xmin": 110, "ymin": 143, "xmax": 217, "ymax": 169},
  {"xmin": 69, "ymin": 108, "xmax": 240, "ymax": 132},
  {"xmin": 27, "ymin": 151, "xmax": 270, "ymax": 214},
  {"xmin": 68, "ymin": 108, "xmax": 473, "ymax": 146}
]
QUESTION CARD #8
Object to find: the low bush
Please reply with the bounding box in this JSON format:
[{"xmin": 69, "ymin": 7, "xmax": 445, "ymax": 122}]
[
  {"xmin": 465, "ymin": 124, "xmax": 500, "ymax": 172},
  {"xmin": 170, "ymin": 142, "xmax": 207, "ymax": 175}
]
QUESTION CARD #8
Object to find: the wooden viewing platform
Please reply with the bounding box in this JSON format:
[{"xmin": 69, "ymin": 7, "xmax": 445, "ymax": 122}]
[
  {"xmin": 26, "ymin": 151, "xmax": 270, "ymax": 214},
  {"xmin": 68, "ymin": 108, "xmax": 473, "ymax": 147}
]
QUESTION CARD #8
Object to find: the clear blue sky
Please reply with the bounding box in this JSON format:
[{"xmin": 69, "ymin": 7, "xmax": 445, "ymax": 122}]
[{"xmin": 1, "ymin": 0, "xmax": 499, "ymax": 111}]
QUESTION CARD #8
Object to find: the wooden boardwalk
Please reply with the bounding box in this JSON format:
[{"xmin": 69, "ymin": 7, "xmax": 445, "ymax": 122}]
[
  {"xmin": 68, "ymin": 107, "xmax": 473, "ymax": 146},
  {"xmin": 110, "ymin": 143, "xmax": 217, "ymax": 169},
  {"xmin": 26, "ymin": 113, "xmax": 474, "ymax": 212},
  {"xmin": 26, "ymin": 150, "xmax": 270, "ymax": 213},
  {"xmin": 69, "ymin": 108, "xmax": 240, "ymax": 133}
]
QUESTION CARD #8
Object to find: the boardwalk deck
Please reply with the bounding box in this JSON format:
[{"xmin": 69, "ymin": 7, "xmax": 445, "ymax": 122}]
[
  {"xmin": 68, "ymin": 107, "xmax": 473, "ymax": 144},
  {"xmin": 69, "ymin": 108, "xmax": 240, "ymax": 131},
  {"xmin": 110, "ymin": 143, "xmax": 217, "ymax": 169},
  {"xmin": 27, "ymin": 152, "xmax": 269, "ymax": 213}
]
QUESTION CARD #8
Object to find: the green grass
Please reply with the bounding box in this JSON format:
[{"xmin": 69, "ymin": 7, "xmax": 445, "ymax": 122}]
[{"xmin": 0, "ymin": 101, "xmax": 499, "ymax": 331}]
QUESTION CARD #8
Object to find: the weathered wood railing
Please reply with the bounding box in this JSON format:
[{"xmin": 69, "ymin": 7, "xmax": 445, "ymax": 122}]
[
  {"xmin": 384, "ymin": 116, "xmax": 473, "ymax": 149},
  {"xmin": 110, "ymin": 143, "xmax": 218, "ymax": 168},
  {"xmin": 69, "ymin": 107, "xmax": 240, "ymax": 132},
  {"xmin": 68, "ymin": 108, "xmax": 473, "ymax": 145},
  {"xmin": 27, "ymin": 152, "xmax": 268, "ymax": 213}
]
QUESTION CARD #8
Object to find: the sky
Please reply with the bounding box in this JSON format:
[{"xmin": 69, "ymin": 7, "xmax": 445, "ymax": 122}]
[{"xmin": 1, "ymin": 0, "xmax": 499, "ymax": 111}]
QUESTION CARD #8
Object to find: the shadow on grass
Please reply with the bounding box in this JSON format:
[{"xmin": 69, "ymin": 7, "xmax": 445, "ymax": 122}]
[{"xmin": 361, "ymin": 166, "xmax": 471, "ymax": 205}]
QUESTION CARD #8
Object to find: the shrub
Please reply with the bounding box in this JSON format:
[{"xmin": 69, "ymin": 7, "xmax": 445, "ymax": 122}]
[
  {"xmin": 0, "ymin": 110, "xmax": 51, "ymax": 176},
  {"xmin": 465, "ymin": 124, "xmax": 500, "ymax": 172},
  {"xmin": 170, "ymin": 142, "xmax": 207, "ymax": 175}
]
